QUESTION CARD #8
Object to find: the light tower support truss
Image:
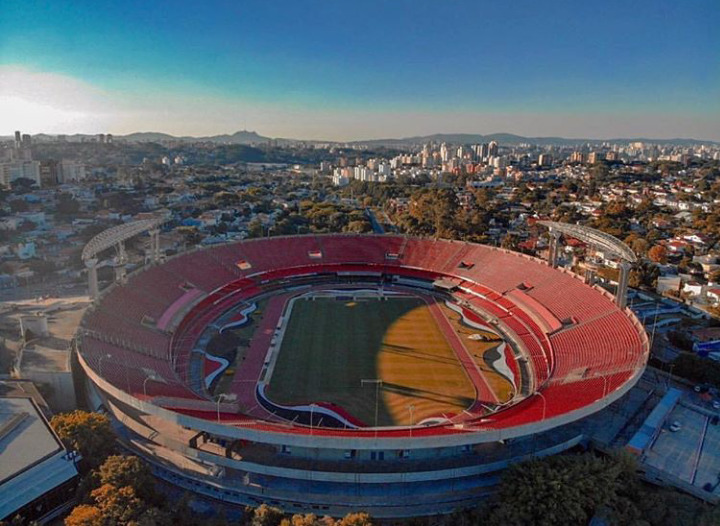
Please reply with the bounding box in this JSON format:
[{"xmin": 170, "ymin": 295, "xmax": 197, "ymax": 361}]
[
  {"xmin": 82, "ymin": 218, "xmax": 166, "ymax": 299},
  {"xmin": 538, "ymin": 221, "xmax": 637, "ymax": 264},
  {"xmin": 538, "ymin": 221, "xmax": 637, "ymax": 308},
  {"xmin": 82, "ymin": 218, "xmax": 166, "ymax": 262}
]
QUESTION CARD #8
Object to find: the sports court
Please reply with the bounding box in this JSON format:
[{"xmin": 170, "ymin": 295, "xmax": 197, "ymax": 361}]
[{"xmin": 643, "ymin": 403, "xmax": 720, "ymax": 497}]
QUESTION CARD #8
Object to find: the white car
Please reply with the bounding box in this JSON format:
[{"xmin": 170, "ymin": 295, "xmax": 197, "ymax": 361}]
[{"xmin": 669, "ymin": 421, "xmax": 682, "ymax": 432}]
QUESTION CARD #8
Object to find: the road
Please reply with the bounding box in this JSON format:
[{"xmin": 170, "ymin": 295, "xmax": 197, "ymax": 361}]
[{"xmin": 364, "ymin": 208, "xmax": 385, "ymax": 234}]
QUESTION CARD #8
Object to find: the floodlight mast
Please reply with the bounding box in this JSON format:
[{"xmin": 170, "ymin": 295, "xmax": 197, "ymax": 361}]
[
  {"xmin": 538, "ymin": 221, "xmax": 637, "ymax": 308},
  {"xmin": 81, "ymin": 218, "xmax": 166, "ymax": 299},
  {"xmin": 361, "ymin": 379, "xmax": 383, "ymax": 437}
]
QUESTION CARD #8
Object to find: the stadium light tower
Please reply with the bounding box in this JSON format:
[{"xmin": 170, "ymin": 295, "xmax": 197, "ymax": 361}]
[
  {"xmin": 143, "ymin": 373, "xmax": 165, "ymax": 397},
  {"xmin": 535, "ymin": 391, "xmax": 547, "ymax": 421},
  {"xmin": 361, "ymin": 379, "xmax": 383, "ymax": 436},
  {"xmin": 408, "ymin": 404, "xmax": 415, "ymax": 437},
  {"xmin": 309, "ymin": 403, "xmax": 317, "ymax": 435},
  {"xmin": 98, "ymin": 353, "xmax": 111, "ymax": 377}
]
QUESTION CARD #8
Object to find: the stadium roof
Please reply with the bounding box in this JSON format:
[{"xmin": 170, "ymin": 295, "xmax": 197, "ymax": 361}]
[{"xmin": 0, "ymin": 396, "xmax": 79, "ymax": 520}]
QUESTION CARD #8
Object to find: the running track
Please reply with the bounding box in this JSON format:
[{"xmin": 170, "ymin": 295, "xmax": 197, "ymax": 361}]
[
  {"xmin": 229, "ymin": 294, "xmax": 288, "ymax": 420},
  {"xmin": 426, "ymin": 299, "xmax": 500, "ymax": 407}
]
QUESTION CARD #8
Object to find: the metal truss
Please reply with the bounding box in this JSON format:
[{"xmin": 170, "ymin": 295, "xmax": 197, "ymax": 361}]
[
  {"xmin": 538, "ymin": 221, "xmax": 637, "ymax": 263},
  {"xmin": 82, "ymin": 218, "xmax": 165, "ymax": 261}
]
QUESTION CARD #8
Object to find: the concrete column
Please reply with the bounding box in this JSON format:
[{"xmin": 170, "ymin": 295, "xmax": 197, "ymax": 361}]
[
  {"xmin": 548, "ymin": 230, "xmax": 561, "ymax": 268},
  {"xmin": 85, "ymin": 258, "xmax": 99, "ymax": 299},
  {"xmin": 114, "ymin": 263, "xmax": 127, "ymax": 284},
  {"xmin": 116, "ymin": 240, "xmax": 126, "ymax": 264},
  {"xmin": 584, "ymin": 268, "xmax": 596, "ymax": 286},
  {"xmin": 616, "ymin": 262, "xmax": 631, "ymax": 308},
  {"xmin": 150, "ymin": 228, "xmax": 161, "ymax": 262}
]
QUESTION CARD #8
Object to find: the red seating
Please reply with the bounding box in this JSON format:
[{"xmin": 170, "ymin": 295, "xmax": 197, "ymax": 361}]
[{"xmin": 82, "ymin": 234, "xmax": 648, "ymax": 435}]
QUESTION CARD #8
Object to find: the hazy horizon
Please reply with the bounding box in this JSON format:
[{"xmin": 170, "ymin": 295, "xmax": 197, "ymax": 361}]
[{"xmin": 1, "ymin": 0, "xmax": 718, "ymax": 141}]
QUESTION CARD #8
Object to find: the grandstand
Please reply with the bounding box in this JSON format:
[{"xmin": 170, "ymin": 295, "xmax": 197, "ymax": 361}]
[{"xmin": 77, "ymin": 234, "xmax": 648, "ymax": 517}]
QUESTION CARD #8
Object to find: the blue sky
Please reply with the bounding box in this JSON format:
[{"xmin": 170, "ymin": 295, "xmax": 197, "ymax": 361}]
[{"xmin": 1, "ymin": 0, "xmax": 718, "ymax": 140}]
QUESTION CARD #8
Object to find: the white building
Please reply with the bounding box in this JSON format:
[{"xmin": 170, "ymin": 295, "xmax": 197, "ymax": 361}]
[
  {"xmin": 59, "ymin": 161, "xmax": 86, "ymax": 182},
  {"xmin": 0, "ymin": 161, "xmax": 41, "ymax": 188}
]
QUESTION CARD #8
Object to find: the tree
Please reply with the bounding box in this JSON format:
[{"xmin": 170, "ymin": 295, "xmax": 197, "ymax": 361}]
[
  {"xmin": 648, "ymin": 244, "xmax": 668, "ymax": 263},
  {"xmin": 97, "ymin": 455, "xmax": 159, "ymax": 504},
  {"xmin": 50, "ymin": 411, "xmax": 115, "ymax": 469},
  {"xmin": 64, "ymin": 505, "xmax": 103, "ymax": 526},
  {"xmin": 336, "ymin": 513, "xmax": 373, "ymax": 526},
  {"xmin": 345, "ymin": 220, "xmax": 372, "ymax": 233},
  {"xmin": 11, "ymin": 178, "xmax": 37, "ymax": 193},
  {"xmin": 629, "ymin": 261, "xmax": 660, "ymax": 289},
  {"xmin": 250, "ymin": 504, "xmax": 285, "ymax": 526},
  {"xmin": 281, "ymin": 514, "xmax": 334, "ymax": 526},
  {"xmin": 408, "ymin": 188, "xmax": 459, "ymax": 238},
  {"xmin": 9, "ymin": 199, "xmax": 29, "ymax": 213},
  {"xmin": 65, "ymin": 484, "xmax": 170, "ymax": 526},
  {"xmin": 708, "ymin": 269, "xmax": 720, "ymax": 284},
  {"xmin": 247, "ymin": 218, "xmax": 265, "ymax": 238},
  {"xmin": 214, "ymin": 191, "xmax": 241, "ymax": 207},
  {"xmin": 500, "ymin": 233, "xmax": 519, "ymax": 251},
  {"xmin": 176, "ymin": 226, "xmax": 203, "ymax": 247},
  {"xmin": 486, "ymin": 454, "xmax": 624, "ymax": 526},
  {"xmin": 56, "ymin": 193, "xmax": 81, "ymax": 217},
  {"xmin": 625, "ymin": 235, "xmax": 649, "ymax": 257}
]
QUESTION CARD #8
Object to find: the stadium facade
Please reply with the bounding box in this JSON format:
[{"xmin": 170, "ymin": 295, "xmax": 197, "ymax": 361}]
[{"xmin": 76, "ymin": 234, "xmax": 648, "ymax": 517}]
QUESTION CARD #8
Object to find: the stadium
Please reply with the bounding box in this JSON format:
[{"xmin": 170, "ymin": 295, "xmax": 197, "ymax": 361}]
[{"xmin": 76, "ymin": 231, "xmax": 649, "ymax": 518}]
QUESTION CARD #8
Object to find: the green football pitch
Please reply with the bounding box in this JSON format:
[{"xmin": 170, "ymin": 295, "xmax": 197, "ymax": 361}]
[{"xmin": 265, "ymin": 295, "xmax": 477, "ymax": 427}]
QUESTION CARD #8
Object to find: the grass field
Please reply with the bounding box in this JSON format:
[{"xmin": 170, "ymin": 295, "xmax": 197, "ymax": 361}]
[{"xmin": 265, "ymin": 296, "xmax": 477, "ymax": 426}]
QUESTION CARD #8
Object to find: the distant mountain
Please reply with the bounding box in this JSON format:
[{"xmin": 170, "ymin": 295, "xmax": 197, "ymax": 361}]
[
  {"xmin": 2, "ymin": 131, "xmax": 717, "ymax": 147},
  {"xmin": 123, "ymin": 130, "xmax": 271, "ymax": 144},
  {"xmin": 347, "ymin": 133, "xmax": 719, "ymax": 147},
  {"xmin": 120, "ymin": 131, "xmax": 181, "ymax": 142}
]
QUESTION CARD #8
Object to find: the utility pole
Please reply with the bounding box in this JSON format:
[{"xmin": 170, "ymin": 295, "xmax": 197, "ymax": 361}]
[{"xmin": 361, "ymin": 379, "xmax": 383, "ymax": 437}]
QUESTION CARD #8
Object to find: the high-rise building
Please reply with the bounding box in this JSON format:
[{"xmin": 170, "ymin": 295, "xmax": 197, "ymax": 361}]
[
  {"xmin": 479, "ymin": 143, "xmax": 489, "ymax": 160},
  {"xmin": 39, "ymin": 160, "xmax": 60, "ymax": 187},
  {"xmin": 59, "ymin": 161, "xmax": 86, "ymax": 182},
  {"xmin": 538, "ymin": 154, "xmax": 552, "ymax": 167},
  {"xmin": 488, "ymin": 141, "xmax": 499, "ymax": 157},
  {"xmin": 0, "ymin": 161, "xmax": 41, "ymax": 188},
  {"xmin": 587, "ymin": 152, "xmax": 604, "ymax": 164},
  {"xmin": 570, "ymin": 151, "xmax": 585, "ymax": 163},
  {"xmin": 440, "ymin": 143, "xmax": 450, "ymax": 162},
  {"xmin": 14, "ymin": 131, "xmax": 21, "ymax": 150}
]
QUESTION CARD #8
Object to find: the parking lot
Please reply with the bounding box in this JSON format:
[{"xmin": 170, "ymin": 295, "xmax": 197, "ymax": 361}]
[{"xmin": 643, "ymin": 403, "xmax": 720, "ymax": 495}]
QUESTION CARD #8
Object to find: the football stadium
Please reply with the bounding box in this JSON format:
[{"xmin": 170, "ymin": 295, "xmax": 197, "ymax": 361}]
[{"xmin": 76, "ymin": 232, "xmax": 649, "ymax": 517}]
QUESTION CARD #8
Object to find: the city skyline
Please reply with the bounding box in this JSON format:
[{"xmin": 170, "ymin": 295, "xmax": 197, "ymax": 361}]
[{"xmin": 1, "ymin": 0, "xmax": 719, "ymax": 141}]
